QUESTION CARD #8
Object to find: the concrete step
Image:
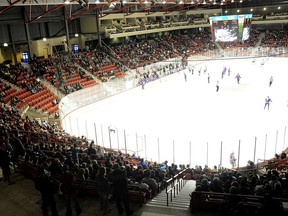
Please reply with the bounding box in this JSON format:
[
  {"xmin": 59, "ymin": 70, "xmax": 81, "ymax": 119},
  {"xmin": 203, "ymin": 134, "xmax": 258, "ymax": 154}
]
[{"xmin": 145, "ymin": 180, "xmax": 195, "ymax": 211}]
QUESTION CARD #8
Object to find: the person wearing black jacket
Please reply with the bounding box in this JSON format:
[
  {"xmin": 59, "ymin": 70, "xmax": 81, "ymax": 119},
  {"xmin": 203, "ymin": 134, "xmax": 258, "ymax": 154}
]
[
  {"xmin": 34, "ymin": 167, "xmax": 59, "ymax": 216},
  {"xmin": 109, "ymin": 163, "xmax": 133, "ymax": 216}
]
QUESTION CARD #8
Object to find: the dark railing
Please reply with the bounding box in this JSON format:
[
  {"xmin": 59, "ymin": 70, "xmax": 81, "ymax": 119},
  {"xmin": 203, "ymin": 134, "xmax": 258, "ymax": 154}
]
[{"xmin": 165, "ymin": 168, "xmax": 188, "ymax": 206}]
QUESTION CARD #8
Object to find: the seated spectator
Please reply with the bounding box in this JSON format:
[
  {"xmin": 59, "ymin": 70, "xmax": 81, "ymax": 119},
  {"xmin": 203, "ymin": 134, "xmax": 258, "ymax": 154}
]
[
  {"xmin": 210, "ymin": 176, "xmax": 223, "ymax": 193},
  {"xmin": 141, "ymin": 169, "xmax": 158, "ymax": 194},
  {"xmin": 138, "ymin": 158, "xmax": 147, "ymax": 169},
  {"xmin": 87, "ymin": 142, "xmax": 96, "ymax": 158}
]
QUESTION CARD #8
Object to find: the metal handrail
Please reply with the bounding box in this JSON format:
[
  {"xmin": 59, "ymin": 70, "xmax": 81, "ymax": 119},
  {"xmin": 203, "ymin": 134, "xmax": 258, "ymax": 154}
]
[{"xmin": 165, "ymin": 168, "xmax": 188, "ymax": 206}]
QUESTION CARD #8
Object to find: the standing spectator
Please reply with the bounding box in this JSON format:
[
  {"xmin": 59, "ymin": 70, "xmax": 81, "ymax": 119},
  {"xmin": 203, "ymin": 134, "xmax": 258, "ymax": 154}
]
[
  {"xmin": 35, "ymin": 167, "xmax": 59, "ymax": 216},
  {"xmin": 95, "ymin": 167, "xmax": 111, "ymax": 215},
  {"xmin": 0, "ymin": 145, "xmax": 15, "ymax": 185},
  {"xmin": 109, "ymin": 163, "xmax": 133, "ymax": 216},
  {"xmin": 70, "ymin": 144, "xmax": 79, "ymax": 164},
  {"xmin": 59, "ymin": 165, "xmax": 82, "ymax": 216}
]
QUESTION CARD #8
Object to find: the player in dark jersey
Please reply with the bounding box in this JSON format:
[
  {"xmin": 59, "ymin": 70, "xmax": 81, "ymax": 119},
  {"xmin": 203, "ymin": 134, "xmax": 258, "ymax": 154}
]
[
  {"xmin": 216, "ymin": 81, "xmax": 219, "ymax": 92},
  {"xmin": 235, "ymin": 73, "xmax": 241, "ymax": 84},
  {"xmin": 264, "ymin": 96, "xmax": 272, "ymax": 110}
]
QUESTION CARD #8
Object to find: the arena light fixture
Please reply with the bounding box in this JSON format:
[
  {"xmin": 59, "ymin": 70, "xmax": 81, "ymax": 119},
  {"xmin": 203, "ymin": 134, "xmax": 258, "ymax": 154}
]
[
  {"xmin": 278, "ymin": 6, "xmax": 281, "ymax": 9},
  {"xmin": 95, "ymin": 0, "xmax": 100, "ymax": 3},
  {"xmin": 144, "ymin": 0, "xmax": 148, "ymax": 3},
  {"xmin": 162, "ymin": 0, "xmax": 166, "ymax": 4},
  {"xmin": 239, "ymin": 0, "xmax": 242, "ymax": 2},
  {"xmin": 225, "ymin": 10, "xmax": 227, "ymax": 13},
  {"xmin": 191, "ymin": 0, "xmax": 194, "ymax": 4},
  {"xmin": 75, "ymin": 33, "xmax": 79, "ymax": 37},
  {"xmin": 231, "ymin": 0, "xmax": 234, "ymax": 2},
  {"xmin": 250, "ymin": 8, "xmax": 253, "ymax": 11},
  {"xmin": 263, "ymin": 7, "xmax": 266, "ymax": 10},
  {"xmin": 64, "ymin": 0, "xmax": 70, "ymax": 4},
  {"xmin": 213, "ymin": 1, "xmax": 216, "ymax": 4},
  {"xmin": 203, "ymin": 0, "xmax": 206, "ymax": 4},
  {"xmin": 179, "ymin": 0, "xmax": 184, "ymax": 4},
  {"xmin": 3, "ymin": 42, "xmax": 8, "ymax": 47},
  {"xmin": 237, "ymin": 9, "xmax": 240, "ymax": 12},
  {"xmin": 43, "ymin": 37, "xmax": 47, "ymax": 41}
]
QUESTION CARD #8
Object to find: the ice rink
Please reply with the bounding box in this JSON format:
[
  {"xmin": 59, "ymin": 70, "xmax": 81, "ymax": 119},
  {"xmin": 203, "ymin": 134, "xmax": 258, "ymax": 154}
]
[{"xmin": 65, "ymin": 57, "xmax": 288, "ymax": 168}]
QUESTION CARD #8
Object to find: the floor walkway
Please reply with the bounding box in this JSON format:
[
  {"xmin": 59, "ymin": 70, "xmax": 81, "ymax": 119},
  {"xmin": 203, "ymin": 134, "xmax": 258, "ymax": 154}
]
[{"xmin": 0, "ymin": 171, "xmax": 214, "ymax": 216}]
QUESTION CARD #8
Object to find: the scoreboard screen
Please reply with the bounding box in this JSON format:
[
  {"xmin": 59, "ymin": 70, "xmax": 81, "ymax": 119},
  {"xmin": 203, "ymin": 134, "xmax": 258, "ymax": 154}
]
[{"xmin": 209, "ymin": 14, "xmax": 253, "ymax": 42}]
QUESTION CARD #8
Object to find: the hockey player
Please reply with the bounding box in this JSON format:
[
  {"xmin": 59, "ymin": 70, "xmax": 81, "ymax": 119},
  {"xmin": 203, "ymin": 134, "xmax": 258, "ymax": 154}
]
[
  {"xmin": 230, "ymin": 152, "xmax": 236, "ymax": 168},
  {"xmin": 269, "ymin": 76, "xmax": 273, "ymax": 87},
  {"xmin": 204, "ymin": 66, "xmax": 207, "ymax": 74},
  {"xmin": 235, "ymin": 73, "xmax": 241, "ymax": 84},
  {"xmin": 264, "ymin": 96, "xmax": 272, "ymax": 110},
  {"xmin": 261, "ymin": 58, "xmax": 265, "ymax": 66},
  {"xmin": 216, "ymin": 81, "xmax": 219, "ymax": 92}
]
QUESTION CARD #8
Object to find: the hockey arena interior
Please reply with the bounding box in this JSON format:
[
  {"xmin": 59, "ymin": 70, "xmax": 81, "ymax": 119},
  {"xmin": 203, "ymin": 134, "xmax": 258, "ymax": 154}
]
[{"xmin": 0, "ymin": 0, "xmax": 288, "ymax": 216}]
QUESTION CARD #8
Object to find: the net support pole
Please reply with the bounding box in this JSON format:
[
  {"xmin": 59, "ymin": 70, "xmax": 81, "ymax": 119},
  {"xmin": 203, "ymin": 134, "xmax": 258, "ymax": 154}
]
[
  {"xmin": 76, "ymin": 118, "xmax": 80, "ymax": 137},
  {"xmin": 124, "ymin": 130, "xmax": 127, "ymax": 154},
  {"xmin": 94, "ymin": 123, "xmax": 98, "ymax": 145},
  {"xmin": 283, "ymin": 126, "xmax": 286, "ymax": 150},
  {"xmin": 85, "ymin": 120, "xmax": 88, "ymax": 138},
  {"xmin": 275, "ymin": 130, "xmax": 278, "ymax": 154},
  {"xmin": 136, "ymin": 133, "xmax": 139, "ymax": 157},
  {"xmin": 189, "ymin": 141, "xmax": 191, "ymax": 167},
  {"xmin": 158, "ymin": 137, "xmax": 160, "ymax": 164},
  {"xmin": 108, "ymin": 126, "xmax": 112, "ymax": 149},
  {"xmin": 220, "ymin": 141, "xmax": 223, "ymax": 167},
  {"xmin": 116, "ymin": 128, "xmax": 120, "ymax": 151},
  {"xmin": 173, "ymin": 140, "xmax": 175, "ymax": 164},
  {"xmin": 237, "ymin": 140, "xmax": 241, "ymax": 170},
  {"xmin": 264, "ymin": 134, "xmax": 267, "ymax": 160},
  {"xmin": 253, "ymin": 137, "xmax": 257, "ymax": 164},
  {"xmin": 101, "ymin": 124, "xmax": 104, "ymax": 147},
  {"xmin": 206, "ymin": 142, "xmax": 209, "ymax": 166},
  {"xmin": 69, "ymin": 116, "xmax": 73, "ymax": 134},
  {"xmin": 144, "ymin": 135, "xmax": 147, "ymax": 161}
]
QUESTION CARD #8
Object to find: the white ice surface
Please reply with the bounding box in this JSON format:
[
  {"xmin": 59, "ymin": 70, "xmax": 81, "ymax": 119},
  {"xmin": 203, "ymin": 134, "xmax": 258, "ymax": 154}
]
[{"xmin": 65, "ymin": 57, "xmax": 288, "ymax": 168}]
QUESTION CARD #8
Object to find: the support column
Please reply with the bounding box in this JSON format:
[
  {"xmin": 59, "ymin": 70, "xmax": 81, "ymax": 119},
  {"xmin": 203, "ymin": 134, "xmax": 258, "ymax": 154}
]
[
  {"xmin": 23, "ymin": 8, "xmax": 33, "ymax": 60},
  {"xmin": 8, "ymin": 24, "xmax": 17, "ymax": 64},
  {"xmin": 95, "ymin": 11, "xmax": 101, "ymax": 47},
  {"xmin": 64, "ymin": 7, "xmax": 70, "ymax": 51}
]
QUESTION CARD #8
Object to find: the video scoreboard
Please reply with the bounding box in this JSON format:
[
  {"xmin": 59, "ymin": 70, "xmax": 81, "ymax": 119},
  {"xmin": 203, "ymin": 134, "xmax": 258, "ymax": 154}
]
[{"xmin": 209, "ymin": 14, "xmax": 253, "ymax": 42}]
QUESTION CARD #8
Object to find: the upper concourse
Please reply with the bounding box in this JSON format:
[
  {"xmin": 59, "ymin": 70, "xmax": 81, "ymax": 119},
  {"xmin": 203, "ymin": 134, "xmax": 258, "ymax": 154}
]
[{"xmin": 0, "ymin": 0, "xmax": 287, "ymax": 63}]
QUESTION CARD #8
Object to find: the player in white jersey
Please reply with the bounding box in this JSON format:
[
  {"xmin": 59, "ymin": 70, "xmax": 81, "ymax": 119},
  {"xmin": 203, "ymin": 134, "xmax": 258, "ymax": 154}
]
[{"xmin": 269, "ymin": 76, "xmax": 273, "ymax": 87}]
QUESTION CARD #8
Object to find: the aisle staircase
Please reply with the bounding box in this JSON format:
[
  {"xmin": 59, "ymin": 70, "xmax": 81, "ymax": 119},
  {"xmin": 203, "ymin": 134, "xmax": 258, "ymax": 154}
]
[
  {"xmin": 214, "ymin": 42, "xmax": 223, "ymax": 51},
  {"xmin": 255, "ymin": 32, "xmax": 266, "ymax": 47},
  {"xmin": 145, "ymin": 180, "xmax": 196, "ymax": 211}
]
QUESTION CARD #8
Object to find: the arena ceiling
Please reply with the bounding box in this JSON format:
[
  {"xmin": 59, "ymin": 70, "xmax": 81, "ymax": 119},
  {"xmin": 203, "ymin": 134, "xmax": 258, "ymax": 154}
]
[{"xmin": 0, "ymin": 0, "xmax": 287, "ymax": 23}]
